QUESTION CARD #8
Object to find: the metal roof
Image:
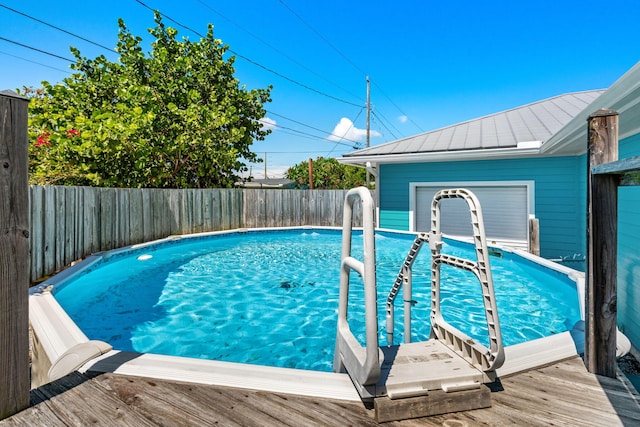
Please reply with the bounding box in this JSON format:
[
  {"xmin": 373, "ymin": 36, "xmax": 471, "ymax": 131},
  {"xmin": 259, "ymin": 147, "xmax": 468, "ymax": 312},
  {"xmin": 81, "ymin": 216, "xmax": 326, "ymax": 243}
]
[
  {"xmin": 343, "ymin": 90, "xmax": 605, "ymax": 158},
  {"xmin": 543, "ymin": 61, "xmax": 640, "ymax": 155}
]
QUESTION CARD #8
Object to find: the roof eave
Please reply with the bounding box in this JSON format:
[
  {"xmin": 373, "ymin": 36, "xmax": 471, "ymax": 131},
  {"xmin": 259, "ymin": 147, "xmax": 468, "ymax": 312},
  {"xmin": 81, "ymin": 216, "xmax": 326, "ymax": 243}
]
[{"xmin": 339, "ymin": 145, "xmax": 543, "ymax": 166}]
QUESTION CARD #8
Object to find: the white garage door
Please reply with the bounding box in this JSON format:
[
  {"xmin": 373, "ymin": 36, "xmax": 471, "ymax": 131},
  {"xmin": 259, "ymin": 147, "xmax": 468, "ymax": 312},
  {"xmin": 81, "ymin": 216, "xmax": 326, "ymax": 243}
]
[{"xmin": 414, "ymin": 183, "xmax": 532, "ymax": 249}]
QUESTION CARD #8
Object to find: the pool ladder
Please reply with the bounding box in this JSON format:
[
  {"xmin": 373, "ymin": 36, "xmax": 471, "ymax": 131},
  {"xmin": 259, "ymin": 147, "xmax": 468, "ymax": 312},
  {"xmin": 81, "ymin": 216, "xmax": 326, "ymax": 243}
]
[{"xmin": 333, "ymin": 187, "xmax": 505, "ymax": 403}]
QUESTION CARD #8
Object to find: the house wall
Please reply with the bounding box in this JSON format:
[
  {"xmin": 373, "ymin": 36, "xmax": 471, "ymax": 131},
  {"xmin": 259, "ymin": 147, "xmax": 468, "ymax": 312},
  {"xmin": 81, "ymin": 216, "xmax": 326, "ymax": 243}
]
[
  {"xmin": 618, "ymin": 133, "xmax": 640, "ymax": 349},
  {"xmin": 378, "ymin": 156, "xmax": 586, "ymax": 261}
]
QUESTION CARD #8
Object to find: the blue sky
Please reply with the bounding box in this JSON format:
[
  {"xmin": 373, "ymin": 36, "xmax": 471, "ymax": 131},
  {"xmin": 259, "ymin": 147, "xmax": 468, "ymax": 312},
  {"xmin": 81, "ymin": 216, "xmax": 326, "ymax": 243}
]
[{"xmin": 2, "ymin": 0, "xmax": 640, "ymax": 178}]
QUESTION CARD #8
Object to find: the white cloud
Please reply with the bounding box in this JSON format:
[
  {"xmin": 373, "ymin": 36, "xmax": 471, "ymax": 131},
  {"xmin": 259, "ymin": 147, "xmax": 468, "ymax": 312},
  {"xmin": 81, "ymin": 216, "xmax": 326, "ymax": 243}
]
[
  {"xmin": 398, "ymin": 115, "xmax": 408, "ymax": 123},
  {"xmin": 259, "ymin": 116, "xmax": 277, "ymax": 131},
  {"xmin": 327, "ymin": 117, "xmax": 381, "ymax": 142}
]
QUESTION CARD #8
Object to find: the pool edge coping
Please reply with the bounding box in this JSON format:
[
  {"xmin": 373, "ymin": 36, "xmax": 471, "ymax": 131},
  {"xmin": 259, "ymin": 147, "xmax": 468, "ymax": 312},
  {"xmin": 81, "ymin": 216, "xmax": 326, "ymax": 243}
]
[
  {"xmin": 29, "ymin": 226, "xmax": 586, "ymax": 399},
  {"xmin": 31, "ymin": 289, "xmax": 584, "ymax": 401}
]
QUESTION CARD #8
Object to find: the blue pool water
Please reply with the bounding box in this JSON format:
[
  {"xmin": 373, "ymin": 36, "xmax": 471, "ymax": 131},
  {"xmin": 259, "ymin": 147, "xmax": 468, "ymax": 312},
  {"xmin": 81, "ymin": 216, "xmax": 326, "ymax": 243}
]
[{"xmin": 53, "ymin": 228, "xmax": 581, "ymax": 372}]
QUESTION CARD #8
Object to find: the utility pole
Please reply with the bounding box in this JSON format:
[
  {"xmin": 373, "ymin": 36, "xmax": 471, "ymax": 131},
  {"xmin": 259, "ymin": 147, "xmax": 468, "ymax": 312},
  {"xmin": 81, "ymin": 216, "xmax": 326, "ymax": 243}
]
[
  {"xmin": 366, "ymin": 76, "xmax": 371, "ymax": 188},
  {"xmin": 264, "ymin": 152, "xmax": 267, "ymax": 179}
]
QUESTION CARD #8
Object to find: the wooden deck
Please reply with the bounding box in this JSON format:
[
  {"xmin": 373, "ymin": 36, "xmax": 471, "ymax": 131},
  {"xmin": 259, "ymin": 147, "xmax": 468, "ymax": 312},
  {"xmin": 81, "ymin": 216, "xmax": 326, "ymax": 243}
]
[{"xmin": 2, "ymin": 356, "xmax": 639, "ymax": 426}]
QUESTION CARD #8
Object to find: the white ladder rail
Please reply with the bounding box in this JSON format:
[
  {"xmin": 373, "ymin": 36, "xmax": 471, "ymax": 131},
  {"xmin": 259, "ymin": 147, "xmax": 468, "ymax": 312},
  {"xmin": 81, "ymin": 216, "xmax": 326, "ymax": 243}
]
[
  {"xmin": 333, "ymin": 187, "xmax": 382, "ymax": 388},
  {"xmin": 429, "ymin": 188, "xmax": 505, "ymax": 373}
]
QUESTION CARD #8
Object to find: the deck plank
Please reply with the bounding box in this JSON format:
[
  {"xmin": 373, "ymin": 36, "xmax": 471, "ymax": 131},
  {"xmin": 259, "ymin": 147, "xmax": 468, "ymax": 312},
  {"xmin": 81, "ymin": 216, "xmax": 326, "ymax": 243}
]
[
  {"xmin": 1, "ymin": 356, "xmax": 639, "ymax": 426},
  {"xmin": 5, "ymin": 372, "xmax": 157, "ymax": 426}
]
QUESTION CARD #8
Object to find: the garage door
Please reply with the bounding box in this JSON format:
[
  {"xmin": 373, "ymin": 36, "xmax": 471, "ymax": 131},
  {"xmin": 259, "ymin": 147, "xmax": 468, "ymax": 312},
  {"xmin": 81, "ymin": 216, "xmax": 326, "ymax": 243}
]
[{"xmin": 414, "ymin": 183, "xmax": 532, "ymax": 249}]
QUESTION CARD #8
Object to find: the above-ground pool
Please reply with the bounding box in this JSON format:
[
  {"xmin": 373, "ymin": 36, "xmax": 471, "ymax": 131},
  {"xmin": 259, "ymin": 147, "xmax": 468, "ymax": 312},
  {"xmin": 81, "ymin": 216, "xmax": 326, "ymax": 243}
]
[{"xmin": 49, "ymin": 228, "xmax": 582, "ymax": 373}]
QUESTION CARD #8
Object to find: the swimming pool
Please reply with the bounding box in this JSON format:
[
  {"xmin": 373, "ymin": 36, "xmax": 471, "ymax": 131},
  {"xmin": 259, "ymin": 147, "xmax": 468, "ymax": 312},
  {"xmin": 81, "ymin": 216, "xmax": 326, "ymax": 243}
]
[{"xmin": 48, "ymin": 228, "xmax": 581, "ymax": 373}]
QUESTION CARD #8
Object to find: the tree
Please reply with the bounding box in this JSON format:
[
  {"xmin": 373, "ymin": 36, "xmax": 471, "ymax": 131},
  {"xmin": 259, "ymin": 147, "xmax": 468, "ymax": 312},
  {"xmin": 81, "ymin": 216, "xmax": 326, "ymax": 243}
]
[
  {"xmin": 26, "ymin": 13, "xmax": 272, "ymax": 188},
  {"xmin": 285, "ymin": 157, "xmax": 368, "ymax": 189}
]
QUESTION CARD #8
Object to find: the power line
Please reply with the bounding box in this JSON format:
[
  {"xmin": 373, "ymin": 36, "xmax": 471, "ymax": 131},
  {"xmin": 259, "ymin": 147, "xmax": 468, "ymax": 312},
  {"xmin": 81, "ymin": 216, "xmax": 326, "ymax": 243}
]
[
  {"xmin": 266, "ymin": 110, "xmax": 362, "ymax": 145},
  {"xmin": 134, "ymin": 0, "xmax": 361, "ymax": 107},
  {"xmin": 277, "ymin": 0, "xmax": 367, "ymax": 77},
  {"xmin": 272, "ymin": 123, "xmax": 358, "ymax": 148},
  {"xmin": 369, "ymin": 103, "xmax": 403, "ymax": 137},
  {"xmin": 0, "ymin": 37, "xmax": 74, "ymax": 62},
  {"xmin": 135, "ymin": 0, "xmax": 203, "ymax": 36},
  {"xmin": 233, "ymin": 50, "xmax": 362, "ymax": 107},
  {"xmin": 0, "ymin": 3, "xmax": 115, "ymax": 53},
  {"xmin": 272, "ymin": 127, "xmax": 325, "ymax": 143},
  {"xmin": 194, "ymin": 0, "xmax": 363, "ymax": 103},
  {"xmin": 371, "ymin": 80, "xmax": 424, "ymax": 133},
  {"xmin": 371, "ymin": 110, "xmax": 399, "ymax": 140},
  {"xmin": 276, "ymin": 1, "xmax": 420, "ymax": 137},
  {"xmin": 0, "ymin": 50, "xmax": 71, "ymax": 74},
  {"xmin": 327, "ymin": 108, "xmax": 365, "ymax": 156}
]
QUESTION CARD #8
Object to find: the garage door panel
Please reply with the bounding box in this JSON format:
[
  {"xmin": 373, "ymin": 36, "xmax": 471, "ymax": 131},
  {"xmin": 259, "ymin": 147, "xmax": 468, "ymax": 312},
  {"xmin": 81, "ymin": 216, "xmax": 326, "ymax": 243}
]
[{"xmin": 415, "ymin": 185, "xmax": 529, "ymax": 244}]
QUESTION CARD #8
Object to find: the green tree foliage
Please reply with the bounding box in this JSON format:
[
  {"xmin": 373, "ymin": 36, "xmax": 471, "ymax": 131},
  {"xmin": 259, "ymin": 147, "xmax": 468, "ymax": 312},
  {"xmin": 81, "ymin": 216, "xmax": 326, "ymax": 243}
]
[
  {"xmin": 285, "ymin": 157, "xmax": 368, "ymax": 189},
  {"xmin": 25, "ymin": 14, "xmax": 271, "ymax": 188}
]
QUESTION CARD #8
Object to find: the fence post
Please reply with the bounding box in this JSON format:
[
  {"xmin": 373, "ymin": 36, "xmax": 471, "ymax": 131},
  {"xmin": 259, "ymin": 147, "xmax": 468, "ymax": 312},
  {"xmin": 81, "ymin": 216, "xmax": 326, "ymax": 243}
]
[
  {"xmin": 308, "ymin": 158, "xmax": 314, "ymax": 189},
  {"xmin": 0, "ymin": 90, "xmax": 30, "ymax": 418},
  {"xmin": 585, "ymin": 109, "xmax": 619, "ymax": 378},
  {"xmin": 528, "ymin": 217, "xmax": 540, "ymax": 256}
]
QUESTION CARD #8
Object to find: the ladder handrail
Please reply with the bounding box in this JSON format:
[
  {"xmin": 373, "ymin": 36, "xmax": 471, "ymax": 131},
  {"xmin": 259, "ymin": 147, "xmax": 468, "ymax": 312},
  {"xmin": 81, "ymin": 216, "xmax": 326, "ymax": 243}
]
[
  {"xmin": 385, "ymin": 232, "xmax": 429, "ymax": 344},
  {"xmin": 333, "ymin": 187, "xmax": 381, "ymax": 386},
  {"xmin": 430, "ymin": 188, "xmax": 505, "ymax": 372}
]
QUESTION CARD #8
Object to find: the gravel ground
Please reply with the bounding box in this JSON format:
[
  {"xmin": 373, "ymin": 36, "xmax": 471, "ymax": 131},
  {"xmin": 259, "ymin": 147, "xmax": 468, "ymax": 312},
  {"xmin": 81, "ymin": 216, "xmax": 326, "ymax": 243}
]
[{"xmin": 618, "ymin": 353, "xmax": 640, "ymax": 375}]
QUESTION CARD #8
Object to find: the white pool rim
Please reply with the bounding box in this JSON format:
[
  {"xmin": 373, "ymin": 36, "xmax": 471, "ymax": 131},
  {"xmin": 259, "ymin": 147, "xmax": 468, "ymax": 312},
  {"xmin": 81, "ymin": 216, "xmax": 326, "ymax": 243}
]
[{"xmin": 30, "ymin": 226, "xmax": 588, "ymax": 400}]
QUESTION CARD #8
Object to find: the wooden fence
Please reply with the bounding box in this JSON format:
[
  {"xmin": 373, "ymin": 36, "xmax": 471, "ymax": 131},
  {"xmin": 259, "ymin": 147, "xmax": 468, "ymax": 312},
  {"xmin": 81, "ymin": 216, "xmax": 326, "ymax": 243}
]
[{"xmin": 29, "ymin": 186, "xmax": 371, "ymax": 283}]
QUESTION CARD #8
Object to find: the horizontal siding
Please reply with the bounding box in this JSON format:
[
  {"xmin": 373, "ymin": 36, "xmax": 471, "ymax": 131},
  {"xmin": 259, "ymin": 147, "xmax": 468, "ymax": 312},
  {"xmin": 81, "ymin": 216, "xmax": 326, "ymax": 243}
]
[
  {"xmin": 618, "ymin": 185, "xmax": 640, "ymax": 350},
  {"xmin": 379, "ymin": 210, "xmax": 409, "ymax": 230},
  {"xmin": 620, "ymin": 132, "xmax": 640, "ymax": 158},
  {"xmin": 379, "ymin": 156, "xmax": 586, "ymax": 260},
  {"xmin": 618, "ymin": 133, "xmax": 640, "ymax": 351}
]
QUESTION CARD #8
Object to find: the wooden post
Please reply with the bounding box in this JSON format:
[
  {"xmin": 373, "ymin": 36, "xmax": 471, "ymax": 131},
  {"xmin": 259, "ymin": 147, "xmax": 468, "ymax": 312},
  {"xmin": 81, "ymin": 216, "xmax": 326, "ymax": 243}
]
[
  {"xmin": 585, "ymin": 109, "xmax": 619, "ymax": 378},
  {"xmin": 528, "ymin": 217, "xmax": 540, "ymax": 256},
  {"xmin": 308, "ymin": 158, "xmax": 314, "ymax": 190},
  {"xmin": 0, "ymin": 90, "xmax": 30, "ymax": 418}
]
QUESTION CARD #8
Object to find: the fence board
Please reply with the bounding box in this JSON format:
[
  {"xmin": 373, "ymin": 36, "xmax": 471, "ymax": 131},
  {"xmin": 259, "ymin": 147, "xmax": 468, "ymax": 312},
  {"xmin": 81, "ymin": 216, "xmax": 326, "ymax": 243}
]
[
  {"xmin": 29, "ymin": 186, "xmax": 44, "ymax": 280},
  {"xmin": 180, "ymin": 190, "xmax": 190, "ymax": 234},
  {"xmin": 161, "ymin": 190, "xmax": 172, "ymax": 238},
  {"xmin": 168, "ymin": 190, "xmax": 180, "ymax": 236},
  {"xmin": 192, "ymin": 190, "xmax": 203, "ymax": 233},
  {"xmin": 129, "ymin": 190, "xmax": 143, "ymax": 244},
  {"xmin": 54, "ymin": 187, "xmax": 65, "ymax": 271},
  {"xmin": 102, "ymin": 188, "xmax": 116, "ymax": 251},
  {"xmin": 43, "ymin": 187, "xmax": 55, "ymax": 275},
  {"xmin": 84, "ymin": 187, "xmax": 98, "ymax": 254},
  {"xmin": 242, "ymin": 188, "xmax": 257, "ymax": 228},
  {"xmin": 221, "ymin": 190, "xmax": 230, "ymax": 230},
  {"xmin": 63, "ymin": 187, "xmax": 75, "ymax": 264},
  {"xmin": 202, "ymin": 191, "xmax": 213, "ymax": 231},
  {"xmin": 141, "ymin": 189, "xmax": 152, "ymax": 242},
  {"xmin": 118, "ymin": 189, "xmax": 130, "ymax": 248},
  {"xmin": 281, "ymin": 190, "xmax": 292, "ymax": 227},
  {"xmin": 73, "ymin": 187, "xmax": 83, "ymax": 263}
]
